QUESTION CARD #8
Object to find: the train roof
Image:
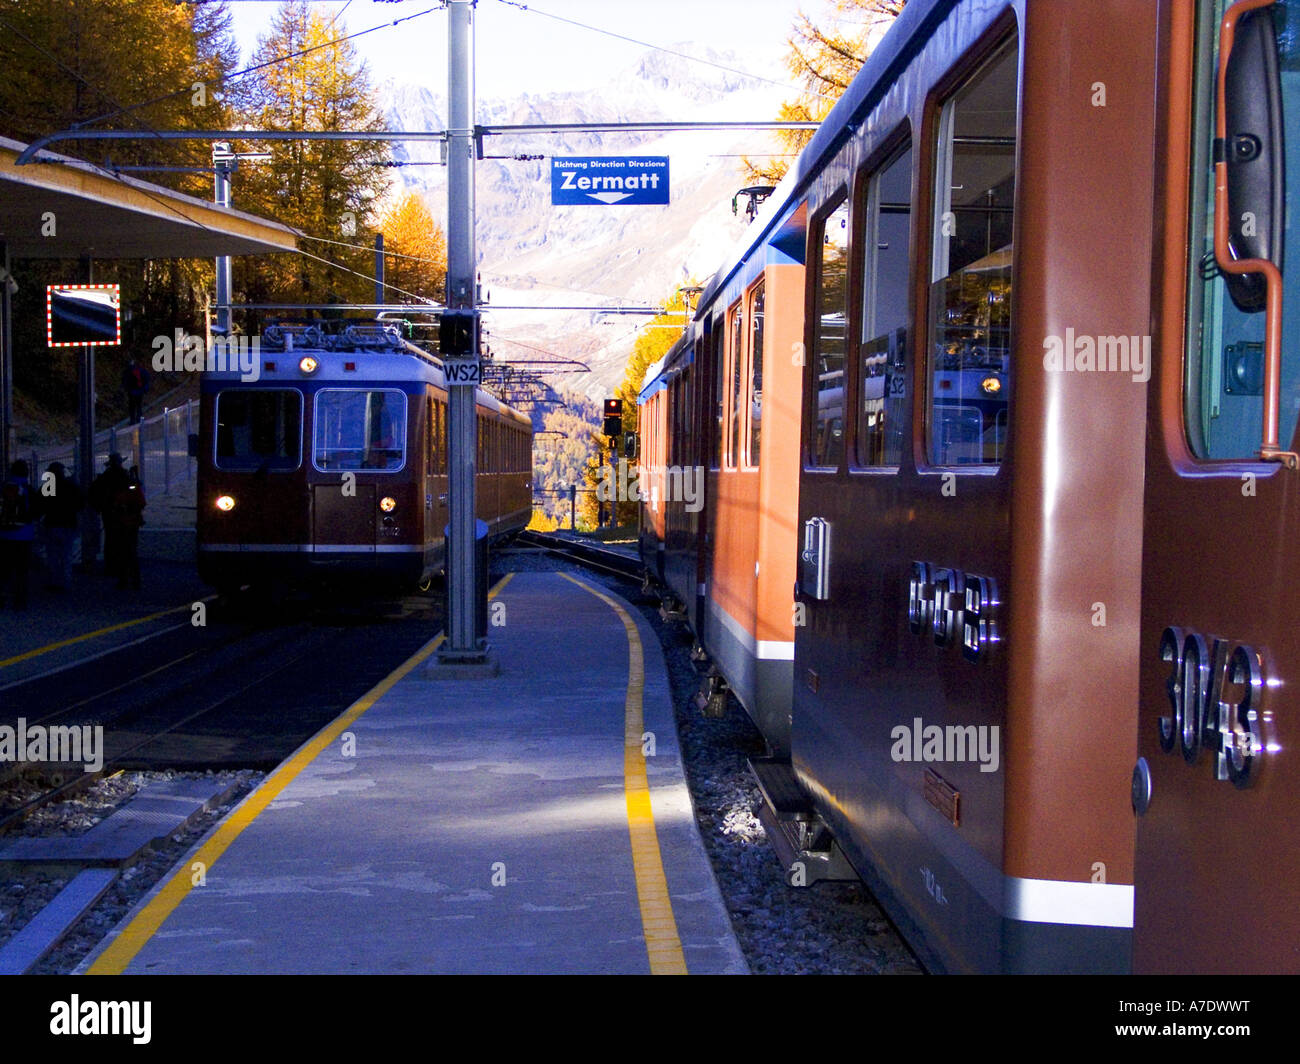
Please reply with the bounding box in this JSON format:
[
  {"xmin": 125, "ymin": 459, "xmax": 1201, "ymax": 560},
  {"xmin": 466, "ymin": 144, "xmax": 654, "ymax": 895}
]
[
  {"xmin": 638, "ymin": 333, "xmax": 693, "ymax": 405},
  {"xmin": 694, "ymin": 0, "xmax": 954, "ymax": 316}
]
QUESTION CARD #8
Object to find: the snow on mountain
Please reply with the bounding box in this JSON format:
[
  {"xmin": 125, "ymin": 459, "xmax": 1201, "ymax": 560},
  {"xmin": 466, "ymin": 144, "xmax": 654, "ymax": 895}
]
[{"xmin": 375, "ymin": 44, "xmax": 793, "ymax": 399}]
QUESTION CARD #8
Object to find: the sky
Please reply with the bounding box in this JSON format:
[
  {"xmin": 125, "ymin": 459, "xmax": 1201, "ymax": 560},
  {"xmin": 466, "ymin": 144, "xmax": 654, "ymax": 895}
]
[{"xmin": 224, "ymin": 0, "xmax": 817, "ymax": 102}]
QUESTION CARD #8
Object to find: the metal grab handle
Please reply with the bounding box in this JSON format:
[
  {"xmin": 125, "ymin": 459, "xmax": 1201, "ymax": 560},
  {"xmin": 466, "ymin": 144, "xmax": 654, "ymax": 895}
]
[{"xmin": 1215, "ymin": 0, "xmax": 1297, "ymax": 466}]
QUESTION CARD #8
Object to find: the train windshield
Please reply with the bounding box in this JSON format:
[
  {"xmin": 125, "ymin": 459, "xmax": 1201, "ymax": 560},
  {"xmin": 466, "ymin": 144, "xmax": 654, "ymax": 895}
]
[
  {"xmin": 214, "ymin": 389, "xmax": 302, "ymax": 471},
  {"xmin": 313, "ymin": 389, "xmax": 407, "ymax": 471}
]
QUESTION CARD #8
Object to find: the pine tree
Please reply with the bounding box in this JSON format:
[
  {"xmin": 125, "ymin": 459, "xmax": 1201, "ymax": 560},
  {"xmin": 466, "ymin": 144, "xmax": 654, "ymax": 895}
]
[
  {"xmin": 233, "ymin": 0, "xmax": 391, "ymax": 312},
  {"xmin": 376, "ymin": 191, "xmax": 447, "ymax": 304},
  {"xmin": 744, "ymin": 0, "xmax": 906, "ymax": 184}
]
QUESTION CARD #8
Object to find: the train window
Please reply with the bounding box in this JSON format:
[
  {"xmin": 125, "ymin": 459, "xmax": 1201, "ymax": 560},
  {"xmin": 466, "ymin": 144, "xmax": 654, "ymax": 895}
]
[
  {"xmin": 681, "ymin": 364, "xmax": 693, "ymax": 468},
  {"xmin": 313, "ymin": 389, "xmax": 407, "ymax": 472},
  {"xmin": 856, "ymin": 142, "xmax": 912, "ymax": 468},
  {"xmin": 927, "ymin": 36, "xmax": 1017, "ymax": 467},
  {"xmin": 727, "ymin": 302, "xmax": 745, "ymax": 469},
  {"xmin": 427, "ymin": 396, "xmax": 435, "ymax": 470},
  {"xmin": 1186, "ymin": 0, "xmax": 1300, "ymax": 459},
  {"xmin": 748, "ymin": 282, "xmax": 765, "ymax": 468},
  {"xmin": 215, "ymin": 389, "xmax": 302, "ymax": 471},
  {"xmin": 438, "ymin": 400, "xmax": 447, "ymax": 474},
  {"xmin": 711, "ymin": 326, "xmax": 724, "ymax": 469},
  {"xmin": 810, "ymin": 195, "xmax": 850, "ymax": 468}
]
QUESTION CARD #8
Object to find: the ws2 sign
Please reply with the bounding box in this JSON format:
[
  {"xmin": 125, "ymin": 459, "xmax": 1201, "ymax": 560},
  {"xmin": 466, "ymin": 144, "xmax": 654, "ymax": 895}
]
[
  {"xmin": 551, "ymin": 157, "xmax": 669, "ymax": 206},
  {"xmin": 444, "ymin": 361, "xmax": 480, "ymax": 385}
]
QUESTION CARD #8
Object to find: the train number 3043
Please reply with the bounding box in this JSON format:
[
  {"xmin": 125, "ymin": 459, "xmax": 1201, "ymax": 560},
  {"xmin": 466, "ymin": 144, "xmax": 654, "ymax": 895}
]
[
  {"xmin": 1157, "ymin": 627, "xmax": 1267, "ymax": 788},
  {"xmin": 907, "ymin": 562, "xmax": 999, "ymax": 664}
]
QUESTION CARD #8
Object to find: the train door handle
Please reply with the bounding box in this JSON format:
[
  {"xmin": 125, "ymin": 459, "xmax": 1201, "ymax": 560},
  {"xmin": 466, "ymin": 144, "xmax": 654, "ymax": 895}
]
[{"xmin": 800, "ymin": 517, "xmax": 831, "ymax": 600}]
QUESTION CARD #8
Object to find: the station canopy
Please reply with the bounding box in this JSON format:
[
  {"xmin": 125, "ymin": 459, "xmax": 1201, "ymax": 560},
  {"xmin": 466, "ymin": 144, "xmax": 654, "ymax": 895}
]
[{"xmin": 0, "ymin": 136, "xmax": 298, "ymax": 259}]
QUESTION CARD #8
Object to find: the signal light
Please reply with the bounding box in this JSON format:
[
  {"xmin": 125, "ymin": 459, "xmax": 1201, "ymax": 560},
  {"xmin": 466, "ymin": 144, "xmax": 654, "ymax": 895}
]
[
  {"xmin": 380, "ymin": 496, "xmax": 397, "ymax": 513},
  {"xmin": 603, "ymin": 397, "xmax": 623, "ymax": 438},
  {"xmin": 215, "ymin": 495, "xmax": 235, "ymax": 512}
]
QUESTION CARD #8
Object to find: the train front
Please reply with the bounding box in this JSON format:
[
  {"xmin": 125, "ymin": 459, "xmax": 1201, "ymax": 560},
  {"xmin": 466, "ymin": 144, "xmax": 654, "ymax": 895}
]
[{"xmin": 196, "ymin": 323, "xmax": 433, "ymax": 594}]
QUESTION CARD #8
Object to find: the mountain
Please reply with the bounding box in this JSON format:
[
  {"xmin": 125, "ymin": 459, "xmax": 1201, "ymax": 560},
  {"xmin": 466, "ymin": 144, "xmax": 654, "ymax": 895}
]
[{"xmin": 375, "ymin": 45, "xmax": 794, "ymax": 403}]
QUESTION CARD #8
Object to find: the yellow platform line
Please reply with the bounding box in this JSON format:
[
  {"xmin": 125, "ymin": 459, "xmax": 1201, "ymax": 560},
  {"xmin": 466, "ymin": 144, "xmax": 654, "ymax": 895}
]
[
  {"xmin": 86, "ymin": 573, "xmax": 515, "ymax": 975},
  {"xmin": 0, "ymin": 597, "xmax": 217, "ymax": 671},
  {"xmin": 560, "ymin": 572, "xmax": 688, "ymax": 975}
]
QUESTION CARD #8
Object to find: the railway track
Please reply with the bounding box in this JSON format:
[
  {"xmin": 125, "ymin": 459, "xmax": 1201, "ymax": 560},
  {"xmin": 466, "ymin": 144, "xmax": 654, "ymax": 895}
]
[
  {"xmin": 507, "ymin": 530, "xmax": 643, "ymax": 581},
  {"xmin": 0, "ymin": 590, "xmax": 445, "ymax": 835}
]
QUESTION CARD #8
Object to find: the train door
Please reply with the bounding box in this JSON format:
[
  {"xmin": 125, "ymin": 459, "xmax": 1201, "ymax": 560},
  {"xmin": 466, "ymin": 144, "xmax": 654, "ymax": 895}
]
[
  {"xmin": 1136, "ymin": 0, "xmax": 1300, "ymax": 973},
  {"xmin": 311, "ymin": 387, "xmax": 406, "ymax": 555}
]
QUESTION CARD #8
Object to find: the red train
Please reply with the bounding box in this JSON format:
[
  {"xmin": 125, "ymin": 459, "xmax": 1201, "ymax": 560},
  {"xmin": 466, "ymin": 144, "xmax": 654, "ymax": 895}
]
[
  {"xmin": 197, "ymin": 320, "xmax": 531, "ymax": 594},
  {"xmin": 639, "ymin": 0, "xmax": 1300, "ymax": 974}
]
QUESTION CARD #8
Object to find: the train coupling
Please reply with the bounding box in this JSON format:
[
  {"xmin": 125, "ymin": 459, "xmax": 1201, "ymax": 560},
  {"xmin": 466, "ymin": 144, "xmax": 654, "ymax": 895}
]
[
  {"xmin": 693, "ymin": 668, "xmax": 729, "ymax": 717},
  {"xmin": 749, "ymin": 757, "xmax": 857, "ymax": 888}
]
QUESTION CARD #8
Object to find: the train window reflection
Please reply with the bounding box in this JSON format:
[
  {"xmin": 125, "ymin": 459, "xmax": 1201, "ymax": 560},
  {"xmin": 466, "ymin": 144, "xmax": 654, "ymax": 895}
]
[
  {"xmin": 928, "ymin": 36, "xmax": 1017, "ymax": 467},
  {"xmin": 1186, "ymin": 0, "xmax": 1300, "ymax": 459},
  {"xmin": 857, "ymin": 142, "xmax": 912, "ymax": 467},
  {"xmin": 728, "ymin": 302, "xmax": 744, "ymax": 469},
  {"xmin": 811, "ymin": 196, "xmax": 850, "ymax": 468},
  {"xmin": 314, "ymin": 389, "xmax": 407, "ymax": 472},
  {"xmin": 749, "ymin": 282, "xmax": 765, "ymax": 467},
  {"xmin": 215, "ymin": 389, "xmax": 302, "ymax": 471}
]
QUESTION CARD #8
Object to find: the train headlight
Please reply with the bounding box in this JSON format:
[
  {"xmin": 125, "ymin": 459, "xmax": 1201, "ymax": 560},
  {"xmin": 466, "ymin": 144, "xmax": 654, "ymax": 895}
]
[
  {"xmin": 215, "ymin": 494, "xmax": 236, "ymax": 512},
  {"xmin": 980, "ymin": 375, "xmax": 1002, "ymax": 395},
  {"xmin": 380, "ymin": 496, "xmax": 397, "ymax": 513},
  {"xmin": 299, "ymin": 355, "xmax": 319, "ymax": 375}
]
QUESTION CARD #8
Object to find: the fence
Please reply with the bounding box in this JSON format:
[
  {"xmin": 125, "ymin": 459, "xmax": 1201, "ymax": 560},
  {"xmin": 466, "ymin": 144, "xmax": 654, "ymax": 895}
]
[{"xmin": 29, "ymin": 399, "xmax": 198, "ymax": 498}]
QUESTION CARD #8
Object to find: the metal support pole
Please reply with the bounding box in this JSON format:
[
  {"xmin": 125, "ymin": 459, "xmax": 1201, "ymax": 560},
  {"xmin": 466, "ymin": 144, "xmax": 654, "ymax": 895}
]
[
  {"xmin": 0, "ymin": 240, "xmax": 12, "ymax": 474},
  {"xmin": 437, "ymin": 0, "xmax": 487, "ymax": 667},
  {"xmin": 78, "ymin": 256, "xmax": 98, "ymax": 568},
  {"xmin": 213, "ymin": 145, "xmax": 233, "ymax": 336},
  {"xmin": 569, "ymin": 482, "xmax": 576, "ymax": 531},
  {"xmin": 375, "ymin": 233, "xmax": 385, "ymax": 305}
]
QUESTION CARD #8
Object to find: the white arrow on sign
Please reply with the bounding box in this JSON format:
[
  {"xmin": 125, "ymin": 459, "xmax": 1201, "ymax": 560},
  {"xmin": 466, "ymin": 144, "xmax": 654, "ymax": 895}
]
[{"xmin": 588, "ymin": 191, "xmax": 632, "ymax": 204}]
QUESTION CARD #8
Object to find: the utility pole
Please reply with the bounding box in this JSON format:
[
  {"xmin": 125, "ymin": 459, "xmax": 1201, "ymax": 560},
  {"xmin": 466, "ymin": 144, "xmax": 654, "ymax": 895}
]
[
  {"xmin": 374, "ymin": 233, "xmax": 385, "ymax": 306},
  {"xmin": 435, "ymin": 0, "xmax": 490, "ymax": 671},
  {"xmin": 213, "ymin": 144, "xmax": 234, "ymax": 336}
]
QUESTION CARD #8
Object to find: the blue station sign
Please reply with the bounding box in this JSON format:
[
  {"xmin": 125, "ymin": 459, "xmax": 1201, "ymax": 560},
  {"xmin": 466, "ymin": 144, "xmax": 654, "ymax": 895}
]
[{"xmin": 551, "ymin": 156, "xmax": 670, "ymax": 206}]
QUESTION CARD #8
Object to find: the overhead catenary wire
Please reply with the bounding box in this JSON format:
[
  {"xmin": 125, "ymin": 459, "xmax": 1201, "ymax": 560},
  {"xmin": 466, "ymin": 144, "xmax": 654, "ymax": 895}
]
[{"xmin": 491, "ymin": 0, "xmax": 836, "ymax": 102}]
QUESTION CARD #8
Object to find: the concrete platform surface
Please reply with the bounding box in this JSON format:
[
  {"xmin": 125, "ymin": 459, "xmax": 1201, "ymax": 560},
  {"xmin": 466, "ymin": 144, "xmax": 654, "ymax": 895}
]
[
  {"xmin": 0, "ymin": 559, "xmax": 211, "ymax": 688},
  {"xmin": 80, "ymin": 571, "xmax": 747, "ymax": 975}
]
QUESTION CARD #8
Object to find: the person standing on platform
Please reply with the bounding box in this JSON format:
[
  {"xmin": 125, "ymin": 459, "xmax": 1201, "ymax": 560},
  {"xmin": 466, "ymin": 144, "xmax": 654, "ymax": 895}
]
[
  {"xmin": 0, "ymin": 460, "xmax": 36, "ymax": 609},
  {"xmin": 122, "ymin": 358, "xmax": 150, "ymax": 425},
  {"xmin": 91, "ymin": 452, "xmax": 130, "ymax": 581},
  {"xmin": 41, "ymin": 461, "xmax": 81, "ymax": 592},
  {"xmin": 105, "ymin": 465, "xmax": 146, "ymax": 590}
]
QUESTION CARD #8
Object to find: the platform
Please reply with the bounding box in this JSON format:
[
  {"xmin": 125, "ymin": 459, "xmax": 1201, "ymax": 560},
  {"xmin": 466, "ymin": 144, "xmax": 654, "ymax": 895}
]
[
  {"xmin": 0, "ymin": 559, "xmax": 212, "ymax": 690},
  {"xmin": 78, "ymin": 571, "xmax": 746, "ymax": 975}
]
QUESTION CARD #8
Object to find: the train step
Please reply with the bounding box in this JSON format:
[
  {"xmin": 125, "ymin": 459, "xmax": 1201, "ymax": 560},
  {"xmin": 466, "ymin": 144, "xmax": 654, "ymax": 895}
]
[{"xmin": 749, "ymin": 757, "xmax": 857, "ymax": 888}]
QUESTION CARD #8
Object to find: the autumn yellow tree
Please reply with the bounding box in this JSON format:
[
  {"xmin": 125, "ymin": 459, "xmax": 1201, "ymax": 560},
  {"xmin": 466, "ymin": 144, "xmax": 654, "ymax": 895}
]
[
  {"xmin": 376, "ymin": 192, "xmax": 447, "ymax": 304},
  {"xmin": 233, "ymin": 0, "xmax": 391, "ymax": 309},
  {"xmin": 745, "ymin": 0, "xmax": 906, "ymax": 184},
  {"xmin": 582, "ymin": 286, "xmax": 692, "ymax": 529}
]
